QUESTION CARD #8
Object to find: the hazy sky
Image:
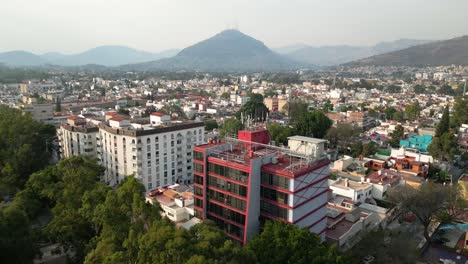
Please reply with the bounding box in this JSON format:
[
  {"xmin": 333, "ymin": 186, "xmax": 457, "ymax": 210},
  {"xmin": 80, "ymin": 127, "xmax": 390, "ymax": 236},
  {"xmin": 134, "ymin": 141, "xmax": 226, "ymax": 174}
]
[{"xmin": 2, "ymin": 0, "xmax": 468, "ymax": 54}]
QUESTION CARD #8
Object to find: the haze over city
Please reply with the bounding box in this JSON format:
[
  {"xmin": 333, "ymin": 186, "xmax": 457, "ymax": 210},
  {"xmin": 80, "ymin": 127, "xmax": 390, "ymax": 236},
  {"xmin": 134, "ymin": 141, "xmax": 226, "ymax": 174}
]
[
  {"xmin": 2, "ymin": 0, "xmax": 468, "ymax": 54},
  {"xmin": 1, "ymin": 1, "xmax": 468, "ymax": 264}
]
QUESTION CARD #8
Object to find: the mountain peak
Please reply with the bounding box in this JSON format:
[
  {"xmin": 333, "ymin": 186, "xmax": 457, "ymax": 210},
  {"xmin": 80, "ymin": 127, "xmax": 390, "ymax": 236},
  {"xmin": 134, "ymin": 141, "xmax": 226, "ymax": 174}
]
[{"xmin": 126, "ymin": 30, "xmax": 304, "ymax": 72}]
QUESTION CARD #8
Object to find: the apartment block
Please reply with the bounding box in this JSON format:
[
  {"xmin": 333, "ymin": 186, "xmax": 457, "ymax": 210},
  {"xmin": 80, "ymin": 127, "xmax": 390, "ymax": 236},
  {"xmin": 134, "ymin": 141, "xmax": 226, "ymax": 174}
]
[
  {"xmin": 57, "ymin": 112, "xmax": 205, "ymax": 191},
  {"xmin": 192, "ymin": 128, "xmax": 329, "ymax": 245},
  {"xmin": 19, "ymin": 80, "xmax": 57, "ymax": 95},
  {"xmin": 57, "ymin": 115, "xmax": 99, "ymax": 158}
]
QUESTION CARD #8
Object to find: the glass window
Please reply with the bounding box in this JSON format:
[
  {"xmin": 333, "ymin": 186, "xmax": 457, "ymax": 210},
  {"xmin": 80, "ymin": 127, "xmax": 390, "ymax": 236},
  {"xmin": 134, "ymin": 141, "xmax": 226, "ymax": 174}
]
[
  {"xmin": 194, "ymin": 151, "xmax": 204, "ymax": 161},
  {"xmin": 207, "ymin": 189, "xmax": 246, "ymax": 211},
  {"xmin": 194, "ymin": 163, "xmax": 203, "ymax": 173},
  {"xmin": 261, "ymin": 186, "xmax": 288, "ymax": 205},
  {"xmin": 261, "ymin": 172, "xmax": 289, "ymax": 189},
  {"xmin": 208, "ymin": 163, "xmax": 248, "ymax": 183},
  {"xmin": 194, "ymin": 186, "xmax": 203, "ymax": 196},
  {"xmin": 260, "ymin": 200, "xmax": 288, "ymax": 220},
  {"xmin": 208, "ymin": 176, "xmax": 247, "ymax": 197},
  {"xmin": 207, "ymin": 202, "xmax": 245, "ymax": 225}
]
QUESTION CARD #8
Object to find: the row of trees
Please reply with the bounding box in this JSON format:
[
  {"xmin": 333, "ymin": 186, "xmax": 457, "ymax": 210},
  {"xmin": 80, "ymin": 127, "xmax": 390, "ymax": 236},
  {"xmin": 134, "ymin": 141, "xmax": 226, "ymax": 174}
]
[
  {"xmin": 1, "ymin": 156, "xmax": 349, "ymax": 263},
  {"xmin": 0, "ymin": 106, "xmax": 56, "ymax": 195},
  {"xmin": 221, "ymin": 95, "xmax": 333, "ymax": 146},
  {"xmin": 428, "ymin": 106, "xmax": 458, "ymax": 163}
]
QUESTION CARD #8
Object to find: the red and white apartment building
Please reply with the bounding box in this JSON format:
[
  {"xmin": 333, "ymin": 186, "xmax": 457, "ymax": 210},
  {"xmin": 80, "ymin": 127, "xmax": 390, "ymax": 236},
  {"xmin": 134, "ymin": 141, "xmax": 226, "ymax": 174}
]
[{"xmin": 192, "ymin": 127, "xmax": 330, "ymax": 245}]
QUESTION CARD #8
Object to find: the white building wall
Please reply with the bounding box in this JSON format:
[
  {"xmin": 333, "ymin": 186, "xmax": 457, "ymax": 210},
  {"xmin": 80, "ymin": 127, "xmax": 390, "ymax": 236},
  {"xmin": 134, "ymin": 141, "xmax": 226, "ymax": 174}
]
[
  {"xmin": 98, "ymin": 126, "xmax": 205, "ymax": 190},
  {"xmin": 290, "ymin": 164, "xmax": 329, "ymax": 238}
]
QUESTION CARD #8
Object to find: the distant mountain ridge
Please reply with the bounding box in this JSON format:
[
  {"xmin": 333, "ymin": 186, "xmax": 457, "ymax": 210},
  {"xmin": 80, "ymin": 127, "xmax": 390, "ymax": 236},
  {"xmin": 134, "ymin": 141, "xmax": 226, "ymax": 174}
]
[
  {"xmin": 0, "ymin": 46, "xmax": 179, "ymax": 67},
  {"xmin": 347, "ymin": 35, "xmax": 468, "ymax": 66},
  {"xmin": 0, "ymin": 51, "xmax": 48, "ymax": 66},
  {"xmin": 277, "ymin": 39, "xmax": 433, "ymax": 66},
  {"xmin": 123, "ymin": 29, "xmax": 305, "ymax": 72}
]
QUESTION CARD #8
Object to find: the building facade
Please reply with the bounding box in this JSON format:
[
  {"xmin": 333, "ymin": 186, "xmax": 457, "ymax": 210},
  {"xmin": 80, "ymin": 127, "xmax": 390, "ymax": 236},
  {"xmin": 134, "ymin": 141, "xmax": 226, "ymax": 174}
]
[
  {"xmin": 57, "ymin": 112, "xmax": 205, "ymax": 191},
  {"xmin": 57, "ymin": 115, "xmax": 99, "ymax": 158},
  {"xmin": 19, "ymin": 80, "xmax": 57, "ymax": 95},
  {"xmin": 192, "ymin": 128, "xmax": 329, "ymax": 245}
]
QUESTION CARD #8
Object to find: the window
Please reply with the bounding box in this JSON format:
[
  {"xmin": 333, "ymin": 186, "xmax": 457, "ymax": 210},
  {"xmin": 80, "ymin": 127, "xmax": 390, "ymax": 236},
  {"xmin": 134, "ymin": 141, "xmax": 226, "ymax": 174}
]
[
  {"xmin": 194, "ymin": 175, "xmax": 203, "ymax": 184},
  {"xmin": 194, "ymin": 163, "xmax": 204, "ymax": 173},
  {"xmin": 261, "ymin": 172, "xmax": 289, "ymax": 189},
  {"xmin": 208, "ymin": 189, "xmax": 246, "ymax": 211},
  {"xmin": 208, "ymin": 163, "xmax": 249, "ymax": 183},
  {"xmin": 261, "ymin": 187, "xmax": 288, "ymax": 205},
  {"xmin": 208, "ymin": 176, "xmax": 247, "ymax": 197},
  {"xmin": 194, "ymin": 186, "xmax": 203, "ymax": 196},
  {"xmin": 207, "ymin": 202, "xmax": 245, "ymax": 225},
  {"xmin": 260, "ymin": 200, "xmax": 288, "ymax": 220},
  {"xmin": 193, "ymin": 151, "xmax": 203, "ymax": 160},
  {"xmin": 195, "ymin": 198, "xmax": 203, "ymax": 208}
]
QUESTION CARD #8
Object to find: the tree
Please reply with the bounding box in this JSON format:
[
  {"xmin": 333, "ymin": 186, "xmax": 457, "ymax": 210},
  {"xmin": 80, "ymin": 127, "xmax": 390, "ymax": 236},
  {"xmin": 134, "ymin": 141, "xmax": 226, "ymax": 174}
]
[
  {"xmin": 428, "ymin": 132, "xmax": 457, "ymax": 162},
  {"xmin": 142, "ymin": 106, "xmax": 157, "ymax": 117},
  {"xmin": 362, "ymin": 142, "xmax": 378, "ymax": 157},
  {"xmin": 391, "ymin": 111, "xmax": 404, "ymax": 121},
  {"xmin": 451, "ymin": 95, "xmax": 468, "ymax": 128},
  {"xmin": 44, "ymin": 156, "xmax": 107, "ymax": 262},
  {"xmin": 118, "ymin": 108, "xmax": 130, "ymax": 115},
  {"xmin": 351, "ymin": 229, "xmax": 419, "ymax": 264},
  {"xmin": 387, "ymin": 183, "xmax": 461, "ymax": 243},
  {"xmin": 267, "ymin": 123, "xmax": 294, "ymax": 146},
  {"xmin": 438, "ymin": 84, "xmax": 455, "ymax": 96},
  {"xmin": 388, "ymin": 125, "xmax": 404, "ymax": 148},
  {"xmin": 384, "ymin": 107, "xmax": 397, "ymax": 120},
  {"xmin": 325, "ymin": 123, "xmax": 361, "ymax": 150},
  {"xmin": 350, "ymin": 142, "xmax": 363, "ymax": 158},
  {"xmin": 236, "ymin": 93, "xmax": 269, "ymax": 122},
  {"xmin": 386, "ymin": 85, "xmax": 401, "ymax": 93},
  {"xmin": 204, "ymin": 120, "xmax": 218, "ymax": 131},
  {"xmin": 247, "ymin": 221, "xmax": 347, "ymax": 264},
  {"xmin": 0, "ymin": 204, "xmax": 37, "ymax": 263},
  {"xmin": 0, "ymin": 106, "xmax": 55, "ymax": 193},
  {"xmin": 283, "ymin": 101, "xmax": 308, "ymax": 121},
  {"xmin": 322, "ymin": 99, "xmax": 333, "ymax": 113},
  {"xmin": 435, "ymin": 105, "xmax": 450, "ymax": 137},
  {"xmin": 404, "ymin": 103, "xmax": 421, "ymax": 121},
  {"xmin": 84, "ymin": 177, "xmax": 160, "ymax": 264},
  {"xmin": 220, "ymin": 92, "xmax": 230, "ymax": 100},
  {"xmin": 367, "ymin": 109, "xmax": 379, "ymax": 119},
  {"xmin": 413, "ymin": 84, "xmax": 426, "ymax": 94},
  {"xmin": 55, "ymin": 98, "xmax": 62, "ymax": 112},
  {"xmin": 294, "ymin": 110, "xmax": 332, "ymax": 139},
  {"xmin": 220, "ymin": 119, "xmax": 244, "ymax": 138}
]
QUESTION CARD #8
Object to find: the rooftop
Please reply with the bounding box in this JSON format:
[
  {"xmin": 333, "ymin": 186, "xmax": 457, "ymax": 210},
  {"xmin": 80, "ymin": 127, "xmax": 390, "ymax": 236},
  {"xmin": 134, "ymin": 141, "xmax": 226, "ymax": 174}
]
[
  {"xmin": 326, "ymin": 218, "xmax": 355, "ymax": 240},
  {"xmin": 288, "ymin": 135, "xmax": 328, "ymax": 144},
  {"xmin": 150, "ymin": 112, "xmax": 167, "ymax": 117},
  {"xmin": 331, "ymin": 178, "xmax": 372, "ymax": 191}
]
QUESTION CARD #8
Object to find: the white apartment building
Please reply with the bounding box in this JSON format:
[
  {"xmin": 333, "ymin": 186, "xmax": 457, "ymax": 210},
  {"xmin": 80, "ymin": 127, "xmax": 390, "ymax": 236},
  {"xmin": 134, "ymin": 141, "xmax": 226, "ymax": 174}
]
[
  {"xmin": 57, "ymin": 112, "xmax": 205, "ymax": 191},
  {"xmin": 19, "ymin": 80, "xmax": 57, "ymax": 95},
  {"xmin": 97, "ymin": 113, "xmax": 205, "ymax": 190},
  {"xmin": 22, "ymin": 103, "xmax": 54, "ymax": 123},
  {"xmin": 57, "ymin": 116, "xmax": 99, "ymax": 158}
]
